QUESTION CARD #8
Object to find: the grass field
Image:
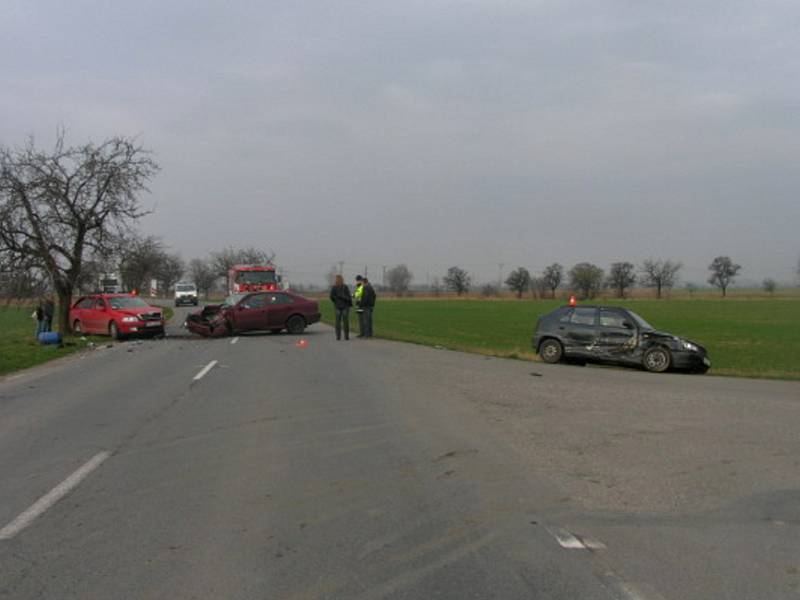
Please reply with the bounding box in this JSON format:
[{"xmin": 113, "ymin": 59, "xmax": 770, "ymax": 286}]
[
  {"xmin": 320, "ymin": 298, "xmax": 800, "ymax": 380},
  {"xmin": 0, "ymin": 304, "xmax": 174, "ymax": 377}
]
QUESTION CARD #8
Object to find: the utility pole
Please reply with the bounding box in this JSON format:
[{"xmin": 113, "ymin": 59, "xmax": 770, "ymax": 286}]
[
  {"xmin": 498, "ymin": 263, "xmax": 505, "ymax": 289},
  {"xmin": 382, "ymin": 265, "xmax": 386, "ymax": 288}
]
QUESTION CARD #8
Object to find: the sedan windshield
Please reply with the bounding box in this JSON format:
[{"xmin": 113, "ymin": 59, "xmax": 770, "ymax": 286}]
[
  {"xmin": 628, "ymin": 310, "xmax": 655, "ymax": 330},
  {"xmin": 176, "ymin": 284, "xmax": 196, "ymax": 292},
  {"xmin": 108, "ymin": 297, "xmax": 150, "ymax": 309},
  {"xmin": 223, "ymin": 293, "xmax": 248, "ymax": 307}
]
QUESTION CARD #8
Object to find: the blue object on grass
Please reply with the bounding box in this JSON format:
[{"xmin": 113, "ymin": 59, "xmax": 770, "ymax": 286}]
[{"xmin": 38, "ymin": 331, "xmax": 62, "ymax": 345}]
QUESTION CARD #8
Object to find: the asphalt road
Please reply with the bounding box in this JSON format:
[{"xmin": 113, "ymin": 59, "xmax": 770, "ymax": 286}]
[{"xmin": 1, "ymin": 308, "xmax": 798, "ymax": 599}]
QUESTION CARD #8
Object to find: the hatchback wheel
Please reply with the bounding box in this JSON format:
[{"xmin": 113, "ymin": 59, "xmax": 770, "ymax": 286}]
[
  {"xmin": 286, "ymin": 315, "xmax": 306, "ymax": 335},
  {"xmin": 73, "ymin": 320, "xmax": 82, "ymax": 334},
  {"xmin": 539, "ymin": 339, "xmax": 563, "ymax": 364},
  {"xmin": 109, "ymin": 321, "xmax": 122, "ymax": 340},
  {"xmin": 643, "ymin": 347, "xmax": 671, "ymax": 373}
]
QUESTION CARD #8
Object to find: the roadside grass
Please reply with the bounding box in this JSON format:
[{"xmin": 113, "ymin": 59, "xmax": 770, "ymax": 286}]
[
  {"xmin": 0, "ymin": 307, "xmax": 105, "ymax": 377},
  {"xmin": 320, "ymin": 298, "xmax": 800, "ymax": 380},
  {"xmin": 1, "ymin": 301, "xmax": 173, "ymax": 377}
]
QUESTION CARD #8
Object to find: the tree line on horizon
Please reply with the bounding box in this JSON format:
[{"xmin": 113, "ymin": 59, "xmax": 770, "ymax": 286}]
[
  {"xmin": 368, "ymin": 257, "xmax": 755, "ymax": 299},
  {"xmin": 1, "ymin": 133, "xmax": 797, "ymax": 333}
]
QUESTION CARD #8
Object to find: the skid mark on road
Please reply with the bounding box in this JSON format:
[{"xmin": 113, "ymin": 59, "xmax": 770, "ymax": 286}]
[{"xmin": 0, "ymin": 451, "xmax": 110, "ymax": 540}]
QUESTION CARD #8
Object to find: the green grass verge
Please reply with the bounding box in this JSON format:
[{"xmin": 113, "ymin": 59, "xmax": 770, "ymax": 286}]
[
  {"xmin": 1, "ymin": 302, "xmax": 174, "ymax": 377},
  {"xmin": 0, "ymin": 307, "xmax": 106, "ymax": 377},
  {"xmin": 320, "ymin": 298, "xmax": 800, "ymax": 380}
]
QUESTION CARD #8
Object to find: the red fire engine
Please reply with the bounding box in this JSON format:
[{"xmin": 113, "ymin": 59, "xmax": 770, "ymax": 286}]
[{"xmin": 227, "ymin": 264, "xmax": 281, "ymax": 294}]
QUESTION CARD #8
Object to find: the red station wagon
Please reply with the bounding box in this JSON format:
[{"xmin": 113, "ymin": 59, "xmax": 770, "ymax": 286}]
[
  {"xmin": 70, "ymin": 294, "xmax": 165, "ymax": 339},
  {"xmin": 185, "ymin": 290, "xmax": 320, "ymax": 337}
]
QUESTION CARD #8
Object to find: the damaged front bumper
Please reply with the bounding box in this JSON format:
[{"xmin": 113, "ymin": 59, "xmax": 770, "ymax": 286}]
[{"xmin": 185, "ymin": 306, "xmax": 230, "ymax": 337}]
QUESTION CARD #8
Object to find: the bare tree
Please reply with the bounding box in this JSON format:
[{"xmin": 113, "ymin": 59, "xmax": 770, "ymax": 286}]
[
  {"xmin": 386, "ymin": 264, "xmax": 413, "ymax": 296},
  {"xmin": 189, "ymin": 258, "xmax": 217, "ymax": 299},
  {"xmin": 639, "ymin": 259, "xmax": 682, "ymax": 299},
  {"xmin": 707, "ymin": 256, "xmax": 741, "ymax": 297},
  {"xmin": 209, "ymin": 246, "xmax": 275, "ymax": 278},
  {"xmin": 607, "ymin": 262, "xmax": 637, "ymax": 298},
  {"xmin": 541, "ymin": 263, "xmax": 563, "ymax": 298},
  {"xmin": 505, "ymin": 267, "xmax": 531, "ymax": 299},
  {"xmin": 0, "ymin": 256, "xmax": 49, "ymax": 301},
  {"xmin": 443, "ymin": 266, "xmax": 471, "ymax": 296},
  {"xmin": 762, "ymin": 278, "xmax": 777, "ymax": 295},
  {"xmin": 119, "ymin": 236, "xmax": 165, "ymax": 293},
  {"xmin": 530, "ymin": 276, "xmax": 549, "ymax": 299},
  {"xmin": 568, "ymin": 262, "xmax": 604, "ymax": 299},
  {"xmin": 0, "ymin": 133, "xmax": 159, "ymax": 333},
  {"xmin": 156, "ymin": 253, "xmax": 184, "ymax": 295}
]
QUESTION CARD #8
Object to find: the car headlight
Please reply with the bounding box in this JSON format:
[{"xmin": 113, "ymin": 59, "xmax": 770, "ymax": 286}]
[
  {"xmin": 681, "ymin": 341, "xmax": 699, "ymax": 352},
  {"xmin": 121, "ymin": 316, "xmax": 139, "ymax": 323}
]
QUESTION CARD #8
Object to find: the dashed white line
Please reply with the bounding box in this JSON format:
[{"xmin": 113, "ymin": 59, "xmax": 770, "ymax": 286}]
[
  {"xmin": 548, "ymin": 526, "xmax": 587, "ymax": 549},
  {"xmin": 230, "ymin": 337, "xmax": 239, "ymax": 345},
  {"xmin": 0, "ymin": 451, "xmax": 110, "ymax": 540},
  {"xmin": 193, "ymin": 360, "xmax": 218, "ymax": 381}
]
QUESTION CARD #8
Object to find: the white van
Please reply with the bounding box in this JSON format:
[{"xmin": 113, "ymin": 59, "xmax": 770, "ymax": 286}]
[{"xmin": 174, "ymin": 282, "xmax": 199, "ymax": 306}]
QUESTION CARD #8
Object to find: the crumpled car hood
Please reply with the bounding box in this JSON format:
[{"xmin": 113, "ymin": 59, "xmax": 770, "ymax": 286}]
[{"xmin": 185, "ymin": 305, "xmax": 229, "ymax": 337}]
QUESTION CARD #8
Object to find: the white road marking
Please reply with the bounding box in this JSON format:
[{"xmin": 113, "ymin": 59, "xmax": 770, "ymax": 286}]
[
  {"xmin": 548, "ymin": 526, "xmax": 587, "ymax": 549},
  {"xmin": 0, "ymin": 451, "xmax": 110, "ymax": 540},
  {"xmin": 230, "ymin": 337, "xmax": 239, "ymax": 345},
  {"xmin": 193, "ymin": 360, "xmax": 218, "ymax": 381},
  {"xmin": 581, "ymin": 535, "xmax": 607, "ymax": 550},
  {"xmin": 605, "ymin": 574, "xmax": 670, "ymax": 600}
]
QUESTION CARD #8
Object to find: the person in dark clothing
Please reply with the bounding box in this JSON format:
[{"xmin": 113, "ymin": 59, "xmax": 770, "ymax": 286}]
[
  {"xmin": 361, "ymin": 277, "xmax": 376, "ymax": 338},
  {"xmin": 33, "ymin": 301, "xmax": 45, "ymax": 338},
  {"xmin": 329, "ymin": 275, "xmax": 352, "ymax": 341},
  {"xmin": 42, "ymin": 296, "xmax": 55, "ymax": 333}
]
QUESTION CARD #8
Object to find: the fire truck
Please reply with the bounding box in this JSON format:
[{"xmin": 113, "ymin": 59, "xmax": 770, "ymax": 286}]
[{"xmin": 227, "ymin": 264, "xmax": 281, "ymax": 294}]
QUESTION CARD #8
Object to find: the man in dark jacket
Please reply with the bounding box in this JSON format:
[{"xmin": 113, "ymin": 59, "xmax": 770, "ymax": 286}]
[
  {"xmin": 361, "ymin": 277, "xmax": 376, "ymax": 338},
  {"xmin": 42, "ymin": 296, "xmax": 55, "ymax": 333},
  {"xmin": 329, "ymin": 275, "xmax": 352, "ymax": 340}
]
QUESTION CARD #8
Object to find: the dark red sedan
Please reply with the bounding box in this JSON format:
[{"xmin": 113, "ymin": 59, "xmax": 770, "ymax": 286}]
[
  {"xmin": 185, "ymin": 290, "xmax": 320, "ymax": 337},
  {"xmin": 70, "ymin": 294, "xmax": 165, "ymax": 339}
]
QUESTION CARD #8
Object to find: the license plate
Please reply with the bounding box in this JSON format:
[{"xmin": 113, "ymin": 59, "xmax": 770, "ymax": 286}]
[{"xmin": 146, "ymin": 321, "xmax": 162, "ymax": 327}]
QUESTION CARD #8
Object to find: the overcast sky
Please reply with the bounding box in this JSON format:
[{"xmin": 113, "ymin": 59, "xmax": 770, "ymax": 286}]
[{"xmin": 2, "ymin": 1, "xmax": 799, "ymax": 285}]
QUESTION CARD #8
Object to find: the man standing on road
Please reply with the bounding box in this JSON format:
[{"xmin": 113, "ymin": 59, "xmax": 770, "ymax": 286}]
[
  {"xmin": 361, "ymin": 277, "xmax": 376, "ymax": 338},
  {"xmin": 329, "ymin": 274, "xmax": 352, "ymax": 341},
  {"xmin": 353, "ymin": 275, "xmax": 366, "ymax": 337}
]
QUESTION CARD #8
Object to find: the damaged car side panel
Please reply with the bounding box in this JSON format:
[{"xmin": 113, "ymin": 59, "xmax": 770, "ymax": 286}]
[{"xmin": 185, "ymin": 291, "xmax": 321, "ymax": 337}]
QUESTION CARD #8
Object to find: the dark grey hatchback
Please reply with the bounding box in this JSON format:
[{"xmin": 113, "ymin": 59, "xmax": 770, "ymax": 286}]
[{"xmin": 532, "ymin": 305, "xmax": 711, "ymax": 373}]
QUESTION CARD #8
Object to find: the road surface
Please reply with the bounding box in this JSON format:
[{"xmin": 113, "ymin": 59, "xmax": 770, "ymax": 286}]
[{"xmin": 1, "ymin": 312, "xmax": 798, "ymax": 599}]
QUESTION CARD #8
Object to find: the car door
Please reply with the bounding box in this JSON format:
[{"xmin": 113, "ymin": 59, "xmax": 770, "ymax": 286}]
[
  {"xmin": 562, "ymin": 307, "xmax": 599, "ymax": 356},
  {"xmin": 79, "ymin": 296, "xmax": 101, "ymax": 333},
  {"xmin": 596, "ymin": 308, "xmax": 637, "ymax": 359},
  {"xmin": 94, "ymin": 297, "xmax": 112, "ymax": 333},
  {"xmin": 266, "ymin": 293, "xmax": 295, "ymax": 329},
  {"xmin": 234, "ymin": 293, "xmax": 269, "ymax": 332},
  {"xmin": 71, "ymin": 297, "xmax": 93, "ymax": 331}
]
